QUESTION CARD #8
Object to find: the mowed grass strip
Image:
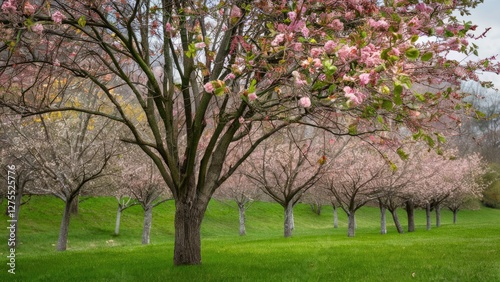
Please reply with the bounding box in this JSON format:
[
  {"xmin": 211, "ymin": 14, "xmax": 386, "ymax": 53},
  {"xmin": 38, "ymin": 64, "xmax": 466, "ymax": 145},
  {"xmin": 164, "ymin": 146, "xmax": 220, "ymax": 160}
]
[{"xmin": 1, "ymin": 196, "xmax": 499, "ymax": 281}]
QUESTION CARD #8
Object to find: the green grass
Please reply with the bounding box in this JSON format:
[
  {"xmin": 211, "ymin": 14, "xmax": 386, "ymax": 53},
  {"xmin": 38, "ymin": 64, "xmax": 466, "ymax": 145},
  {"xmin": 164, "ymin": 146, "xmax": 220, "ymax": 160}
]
[{"xmin": 1, "ymin": 196, "xmax": 499, "ymax": 281}]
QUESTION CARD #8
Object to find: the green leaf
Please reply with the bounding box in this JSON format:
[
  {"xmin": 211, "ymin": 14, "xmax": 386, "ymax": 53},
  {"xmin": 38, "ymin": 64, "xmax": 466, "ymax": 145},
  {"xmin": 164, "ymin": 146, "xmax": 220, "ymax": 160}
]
[
  {"xmin": 78, "ymin": 16, "xmax": 86, "ymax": 28},
  {"xmin": 421, "ymin": 52, "xmax": 433, "ymax": 62},
  {"xmin": 410, "ymin": 35, "xmax": 419, "ymax": 43},
  {"xmin": 396, "ymin": 148, "xmax": 409, "ymax": 160},
  {"xmin": 348, "ymin": 124, "xmax": 357, "ymax": 135},
  {"xmin": 415, "ymin": 93, "xmax": 426, "ymax": 102},
  {"xmin": 436, "ymin": 133, "xmax": 447, "ymax": 144},
  {"xmin": 405, "ymin": 47, "xmax": 420, "ymax": 60},
  {"xmin": 248, "ymin": 79, "xmax": 257, "ymax": 94},
  {"xmin": 382, "ymin": 99, "xmax": 393, "ymax": 111},
  {"xmin": 381, "ymin": 48, "xmax": 390, "ymax": 60},
  {"xmin": 424, "ymin": 135, "xmax": 435, "ymax": 147},
  {"xmin": 214, "ymin": 87, "xmax": 225, "ymax": 96},
  {"xmin": 394, "ymin": 84, "xmax": 403, "ymax": 105}
]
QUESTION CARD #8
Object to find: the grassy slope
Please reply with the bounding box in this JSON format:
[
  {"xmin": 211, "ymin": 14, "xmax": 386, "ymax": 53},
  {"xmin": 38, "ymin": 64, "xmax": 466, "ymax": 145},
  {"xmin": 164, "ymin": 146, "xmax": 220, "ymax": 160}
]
[{"xmin": 0, "ymin": 196, "xmax": 499, "ymax": 281}]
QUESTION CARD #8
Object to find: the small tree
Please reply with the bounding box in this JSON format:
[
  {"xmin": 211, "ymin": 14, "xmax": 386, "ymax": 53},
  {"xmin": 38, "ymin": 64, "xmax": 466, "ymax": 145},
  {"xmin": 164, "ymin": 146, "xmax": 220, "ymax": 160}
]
[
  {"xmin": 324, "ymin": 141, "xmax": 384, "ymax": 237},
  {"xmin": 246, "ymin": 127, "xmax": 327, "ymax": 237},
  {"xmin": 116, "ymin": 146, "xmax": 171, "ymax": 244},
  {"xmin": 215, "ymin": 172, "xmax": 261, "ymax": 236}
]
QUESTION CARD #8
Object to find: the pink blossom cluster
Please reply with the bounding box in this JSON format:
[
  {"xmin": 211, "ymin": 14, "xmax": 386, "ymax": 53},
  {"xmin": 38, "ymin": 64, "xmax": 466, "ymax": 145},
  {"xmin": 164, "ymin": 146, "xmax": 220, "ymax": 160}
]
[
  {"xmin": 271, "ymin": 33, "xmax": 285, "ymax": 47},
  {"xmin": 360, "ymin": 44, "xmax": 382, "ymax": 67},
  {"xmin": 24, "ymin": 2, "xmax": 35, "ymax": 15},
  {"xmin": 52, "ymin": 11, "xmax": 66, "ymax": 24},
  {"xmin": 343, "ymin": 86, "xmax": 366, "ymax": 105},
  {"xmin": 368, "ymin": 19, "xmax": 389, "ymax": 31},
  {"xmin": 1, "ymin": 0, "xmax": 16, "ymax": 14},
  {"xmin": 292, "ymin": 71, "xmax": 307, "ymax": 86},
  {"xmin": 324, "ymin": 40, "xmax": 337, "ymax": 54},
  {"xmin": 230, "ymin": 5, "xmax": 241, "ymax": 18},
  {"xmin": 298, "ymin": 97, "xmax": 311, "ymax": 108},
  {"xmin": 337, "ymin": 45, "xmax": 358, "ymax": 63},
  {"xmin": 194, "ymin": 42, "xmax": 206, "ymax": 49},
  {"xmin": 31, "ymin": 23, "xmax": 44, "ymax": 35},
  {"xmin": 204, "ymin": 82, "xmax": 214, "ymax": 93}
]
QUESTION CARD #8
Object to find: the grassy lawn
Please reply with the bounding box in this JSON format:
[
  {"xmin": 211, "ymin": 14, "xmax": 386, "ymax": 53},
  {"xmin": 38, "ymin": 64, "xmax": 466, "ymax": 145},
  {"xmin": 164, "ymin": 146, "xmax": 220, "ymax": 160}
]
[{"xmin": 1, "ymin": 196, "xmax": 499, "ymax": 281}]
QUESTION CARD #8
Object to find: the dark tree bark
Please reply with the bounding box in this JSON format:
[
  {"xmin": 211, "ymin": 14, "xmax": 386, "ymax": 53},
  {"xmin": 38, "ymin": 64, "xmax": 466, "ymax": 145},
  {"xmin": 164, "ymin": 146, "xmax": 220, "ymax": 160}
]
[
  {"xmin": 70, "ymin": 195, "xmax": 79, "ymax": 215},
  {"xmin": 426, "ymin": 203, "xmax": 432, "ymax": 230},
  {"xmin": 173, "ymin": 200, "xmax": 207, "ymax": 265},
  {"xmin": 57, "ymin": 199, "xmax": 73, "ymax": 251},
  {"xmin": 332, "ymin": 204, "xmax": 338, "ymax": 229},
  {"xmin": 435, "ymin": 204, "xmax": 442, "ymax": 227},
  {"xmin": 389, "ymin": 207, "xmax": 404, "ymax": 234},
  {"xmin": 449, "ymin": 207, "xmax": 459, "ymax": 224},
  {"xmin": 310, "ymin": 203, "xmax": 322, "ymax": 215},
  {"xmin": 405, "ymin": 200, "xmax": 415, "ymax": 232}
]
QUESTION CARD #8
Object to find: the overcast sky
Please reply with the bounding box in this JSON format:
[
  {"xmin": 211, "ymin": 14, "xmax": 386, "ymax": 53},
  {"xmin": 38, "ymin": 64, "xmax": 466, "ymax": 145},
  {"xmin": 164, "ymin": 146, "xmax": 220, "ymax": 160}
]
[{"xmin": 458, "ymin": 0, "xmax": 500, "ymax": 88}]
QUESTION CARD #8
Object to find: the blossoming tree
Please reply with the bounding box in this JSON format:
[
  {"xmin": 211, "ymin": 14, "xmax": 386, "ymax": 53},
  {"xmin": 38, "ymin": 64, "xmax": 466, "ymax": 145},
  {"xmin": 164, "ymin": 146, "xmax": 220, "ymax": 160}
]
[
  {"xmin": 1, "ymin": 0, "xmax": 498, "ymax": 265},
  {"xmin": 244, "ymin": 126, "xmax": 328, "ymax": 237}
]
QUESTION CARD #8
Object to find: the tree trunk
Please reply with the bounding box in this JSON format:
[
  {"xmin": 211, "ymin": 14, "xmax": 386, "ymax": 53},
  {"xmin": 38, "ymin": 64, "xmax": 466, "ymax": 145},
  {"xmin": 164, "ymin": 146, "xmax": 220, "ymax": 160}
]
[
  {"xmin": 57, "ymin": 200, "xmax": 72, "ymax": 251},
  {"xmin": 452, "ymin": 208, "xmax": 458, "ymax": 224},
  {"xmin": 114, "ymin": 205, "xmax": 122, "ymax": 236},
  {"xmin": 405, "ymin": 200, "xmax": 415, "ymax": 232},
  {"xmin": 435, "ymin": 204, "xmax": 441, "ymax": 227},
  {"xmin": 142, "ymin": 206, "xmax": 153, "ymax": 245},
  {"xmin": 379, "ymin": 202, "xmax": 387, "ymax": 235},
  {"xmin": 238, "ymin": 203, "xmax": 246, "ymax": 236},
  {"xmin": 426, "ymin": 203, "xmax": 432, "ymax": 230},
  {"xmin": 333, "ymin": 205, "xmax": 338, "ymax": 229},
  {"xmin": 310, "ymin": 203, "xmax": 321, "ymax": 215},
  {"xmin": 284, "ymin": 202, "xmax": 294, "ymax": 238},
  {"xmin": 347, "ymin": 212, "xmax": 356, "ymax": 237},
  {"xmin": 173, "ymin": 200, "xmax": 205, "ymax": 266},
  {"xmin": 70, "ymin": 195, "xmax": 79, "ymax": 215},
  {"xmin": 389, "ymin": 208, "xmax": 404, "ymax": 234}
]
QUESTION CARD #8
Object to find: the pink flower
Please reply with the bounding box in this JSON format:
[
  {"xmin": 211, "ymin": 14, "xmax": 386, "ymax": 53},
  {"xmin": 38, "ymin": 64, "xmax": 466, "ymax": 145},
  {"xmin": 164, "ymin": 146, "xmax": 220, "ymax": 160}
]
[
  {"xmin": 312, "ymin": 58, "xmax": 322, "ymax": 68},
  {"xmin": 271, "ymin": 33, "xmax": 285, "ymax": 47},
  {"xmin": 343, "ymin": 86, "xmax": 366, "ymax": 105},
  {"xmin": 51, "ymin": 11, "xmax": 65, "ymax": 24},
  {"xmin": 1, "ymin": 0, "xmax": 16, "ymax": 13},
  {"xmin": 194, "ymin": 42, "xmax": 206, "ymax": 49},
  {"xmin": 329, "ymin": 19, "xmax": 344, "ymax": 31},
  {"xmin": 53, "ymin": 59, "xmax": 60, "ymax": 67},
  {"xmin": 435, "ymin": 26, "xmax": 444, "ymax": 36},
  {"xmin": 301, "ymin": 26, "xmax": 309, "ymax": 37},
  {"xmin": 24, "ymin": 2, "xmax": 35, "ymax": 15},
  {"xmin": 248, "ymin": 92, "xmax": 257, "ymax": 101},
  {"xmin": 230, "ymin": 5, "xmax": 242, "ymax": 18},
  {"xmin": 224, "ymin": 73, "xmax": 236, "ymax": 81},
  {"xmin": 288, "ymin": 11, "xmax": 297, "ymax": 21},
  {"xmin": 292, "ymin": 71, "xmax": 307, "ymax": 86},
  {"xmin": 300, "ymin": 59, "xmax": 310, "ymax": 68},
  {"xmin": 359, "ymin": 73, "xmax": 370, "ymax": 86},
  {"xmin": 309, "ymin": 47, "xmax": 323, "ymax": 58},
  {"xmin": 204, "ymin": 82, "xmax": 214, "ymax": 93},
  {"xmin": 368, "ymin": 19, "xmax": 389, "ymax": 31},
  {"xmin": 31, "ymin": 23, "xmax": 44, "ymax": 34},
  {"xmin": 238, "ymin": 117, "xmax": 245, "ymax": 124},
  {"xmin": 291, "ymin": 42, "xmax": 303, "ymax": 52},
  {"xmin": 298, "ymin": 97, "xmax": 311, "ymax": 108},
  {"xmin": 165, "ymin": 22, "xmax": 174, "ymax": 32},
  {"xmin": 324, "ymin": 40, "xmax": 337, "ymax": 54},
  {"xmin": 337, "ymin": 45, "xmax": 357, "ymax": 62}
]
